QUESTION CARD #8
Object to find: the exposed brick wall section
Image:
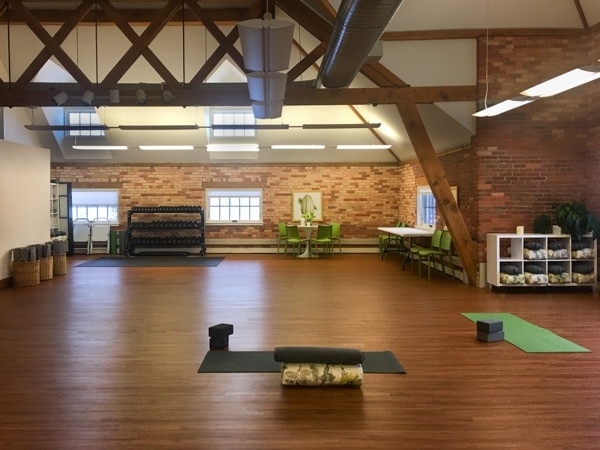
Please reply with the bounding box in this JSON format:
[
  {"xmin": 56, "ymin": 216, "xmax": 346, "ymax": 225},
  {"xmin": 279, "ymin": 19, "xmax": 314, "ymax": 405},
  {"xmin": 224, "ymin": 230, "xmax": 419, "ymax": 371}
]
[
  {"xmin": 51, "ymin": 164, "xmax": 400, "ymax": 240},
  {"xmin": 471, "ymin": 34, "xmax": 599, "ymax": 261}
]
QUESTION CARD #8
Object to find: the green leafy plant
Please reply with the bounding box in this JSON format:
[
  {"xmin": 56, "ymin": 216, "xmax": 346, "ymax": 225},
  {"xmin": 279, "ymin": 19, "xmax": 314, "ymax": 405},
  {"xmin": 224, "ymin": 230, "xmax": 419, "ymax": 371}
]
[
  {"xmin": 553, "ymin": 201, "xmax": 600, "ymax": 242},
  {"xmin": 301, "ymin": 212, "xmax": 315, "ymax": 222},
  {"xmin": 532, "ymin": 213, "xmax": 552, "ymax": 234}
]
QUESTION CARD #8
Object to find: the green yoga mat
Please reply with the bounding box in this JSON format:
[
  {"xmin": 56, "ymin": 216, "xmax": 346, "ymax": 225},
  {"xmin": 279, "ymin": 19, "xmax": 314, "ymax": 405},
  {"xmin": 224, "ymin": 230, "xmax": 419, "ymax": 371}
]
[{"xmin": 462, "ymin": 313, "xmax": 590, "ymax": 353}]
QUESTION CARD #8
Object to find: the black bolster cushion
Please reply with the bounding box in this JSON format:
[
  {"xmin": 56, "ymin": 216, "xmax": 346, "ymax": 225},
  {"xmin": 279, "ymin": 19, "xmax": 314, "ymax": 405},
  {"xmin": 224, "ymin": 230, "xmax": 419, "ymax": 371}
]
[{"xmin": 274, "ymin": 346, "xmax": 365, "ymax": 364}]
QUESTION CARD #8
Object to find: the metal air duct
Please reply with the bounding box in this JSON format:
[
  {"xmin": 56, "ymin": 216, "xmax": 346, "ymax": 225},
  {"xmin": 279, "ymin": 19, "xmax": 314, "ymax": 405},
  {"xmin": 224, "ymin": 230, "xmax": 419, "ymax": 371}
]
[{"xmin": 317, "ymin": 0, "xmax": 404, "ymax": 88}]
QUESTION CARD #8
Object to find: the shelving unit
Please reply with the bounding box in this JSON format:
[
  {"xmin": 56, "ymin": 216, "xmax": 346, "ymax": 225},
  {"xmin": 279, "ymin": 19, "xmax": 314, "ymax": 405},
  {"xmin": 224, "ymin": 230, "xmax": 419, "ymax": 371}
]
[
  {"xmin": 126, "ymin": 206, "xmax": 205, "ymax": 256},
  {"xmin": 487, "ymin": 233, "xmax": 597, "ymax": 288},
  {"xmin": 50, "ymin": 183, "xmax": 60, "ymax": 236}
]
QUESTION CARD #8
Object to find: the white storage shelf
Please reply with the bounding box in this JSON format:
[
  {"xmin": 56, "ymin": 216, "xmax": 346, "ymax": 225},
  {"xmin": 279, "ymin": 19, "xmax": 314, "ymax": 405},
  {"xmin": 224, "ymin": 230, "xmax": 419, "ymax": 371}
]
[{"xmin": 487, "ymin": 233, "xmax": 597, "ymax": 288}]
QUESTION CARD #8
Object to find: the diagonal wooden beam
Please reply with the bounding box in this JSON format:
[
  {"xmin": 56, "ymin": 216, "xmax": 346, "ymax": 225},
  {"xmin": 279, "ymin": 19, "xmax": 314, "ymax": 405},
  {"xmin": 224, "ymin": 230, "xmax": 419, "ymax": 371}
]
[
  {"xmin": 287, "ymin": 42, "xmax": 326, "ymax": 84},
  {"xmin": 184, "ymin": 0, "xmax": 245, "ymax": 71},
  {"xmin": 361, "ymin": 62, "xmax": 409, "ymax": 88},
  {"xmin": 96, "ymin": 0, "xmax": 179, "ymax": 89},
  {"xmin": 14, "ymin": 1, "xmax": 94, "ymax": 89},
  {"xmin": 395, "ymin": 99, "xmax": 479, "ymax": 285},
  {"xmin": 101, "ymin": 0, "xmax": 181, "ymax": 88},
  {"xmin": 187, "ymin": 0, "xmax": 263, "ymax": 88},
  {"xmin": 7, "ymin": 0, "xmax": 93, "ymax": 89}
]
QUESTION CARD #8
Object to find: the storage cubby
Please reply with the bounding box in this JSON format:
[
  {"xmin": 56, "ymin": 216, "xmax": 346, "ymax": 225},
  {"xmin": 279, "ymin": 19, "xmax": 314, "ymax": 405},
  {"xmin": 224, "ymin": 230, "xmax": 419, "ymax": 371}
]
[
  {"xmin": 487, "ymin": 233, "xmax": 597, "ymax": 288},
  {"xmin": 126, "ymin": 206, "xmax": 206, "ymax": 256}
]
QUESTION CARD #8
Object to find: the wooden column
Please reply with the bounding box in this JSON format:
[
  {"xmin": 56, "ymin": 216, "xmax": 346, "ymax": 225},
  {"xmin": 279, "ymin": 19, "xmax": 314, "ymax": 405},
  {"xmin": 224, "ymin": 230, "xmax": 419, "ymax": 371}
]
[{"xmin": 396, "ymin": 99, "xmax": 479, "ymax": 285}]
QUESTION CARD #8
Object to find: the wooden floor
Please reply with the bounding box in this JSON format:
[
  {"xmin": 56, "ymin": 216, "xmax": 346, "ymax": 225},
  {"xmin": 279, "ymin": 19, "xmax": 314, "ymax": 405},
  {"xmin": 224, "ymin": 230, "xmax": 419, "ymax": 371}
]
[{"xmin": 1, "ymin": 253, "xmax": 600, "ymax": 449}]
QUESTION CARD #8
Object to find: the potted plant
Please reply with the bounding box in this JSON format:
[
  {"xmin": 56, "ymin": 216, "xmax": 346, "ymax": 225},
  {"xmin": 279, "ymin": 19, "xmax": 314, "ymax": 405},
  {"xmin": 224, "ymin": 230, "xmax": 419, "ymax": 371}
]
[{"xmin": 553, "ymin": 201, "xmax": 600, "ymax": 242}]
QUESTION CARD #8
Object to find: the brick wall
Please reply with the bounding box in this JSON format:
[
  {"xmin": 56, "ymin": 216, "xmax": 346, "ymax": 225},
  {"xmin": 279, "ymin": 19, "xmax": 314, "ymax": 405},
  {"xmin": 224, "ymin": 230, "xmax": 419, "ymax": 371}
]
[{"xmin": 51, "ymin": 163, "xmax": 400, "ymax": 241}]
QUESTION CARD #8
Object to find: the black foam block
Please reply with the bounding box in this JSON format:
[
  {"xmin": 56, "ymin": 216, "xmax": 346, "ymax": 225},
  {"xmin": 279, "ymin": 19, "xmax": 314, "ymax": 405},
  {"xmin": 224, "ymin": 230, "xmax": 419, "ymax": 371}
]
[
  {"xmin": 477, "ymin": 330, "xmax": 505, "ymax": 342},
  {"xmin": 210, "ymin": 336, "xmax": 229, "ymax": 349},
  {"xmin": 476, "ymin": 319, "xmax": 503, "ymax": 333},
  {"xmin": 209, "ymin": 323, "xmax": 234, "ymax": 338}
]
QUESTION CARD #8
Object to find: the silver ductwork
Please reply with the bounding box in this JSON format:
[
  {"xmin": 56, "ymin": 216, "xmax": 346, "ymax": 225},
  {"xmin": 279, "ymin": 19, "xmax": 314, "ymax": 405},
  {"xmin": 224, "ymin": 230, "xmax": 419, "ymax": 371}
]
[{"xmin": 317, "ymin": 0, "xmax": 404, "ymax": 88}]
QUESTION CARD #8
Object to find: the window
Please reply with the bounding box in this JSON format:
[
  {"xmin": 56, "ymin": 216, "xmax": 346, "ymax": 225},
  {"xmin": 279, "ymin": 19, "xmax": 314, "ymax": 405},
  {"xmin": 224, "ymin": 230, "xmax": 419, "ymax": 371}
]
[
  {"xmin": 416, "ymin": 186, "xmax": 458, "ymax": 228},
  {"xmin": 211, "ymin": 110, "xmax": 256, "ymax": 138},
  {"xmin": 206, "ymin": 188, "xmax": 262, "ymax": 224},
  {"xmin": 72, "ymin": 189, "xmax": 119, "ymax": 224},
  {"xmin": 67, "ymin": 109, "xmax": 104, "ymax": 137}
]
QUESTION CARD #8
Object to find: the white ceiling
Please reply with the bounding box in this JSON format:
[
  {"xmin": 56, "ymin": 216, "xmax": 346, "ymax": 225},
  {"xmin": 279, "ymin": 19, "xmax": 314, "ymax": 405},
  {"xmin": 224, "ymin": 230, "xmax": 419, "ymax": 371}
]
[{"xmin": 2, "ymin": 0, "xmax": 599, "ymax": 164}]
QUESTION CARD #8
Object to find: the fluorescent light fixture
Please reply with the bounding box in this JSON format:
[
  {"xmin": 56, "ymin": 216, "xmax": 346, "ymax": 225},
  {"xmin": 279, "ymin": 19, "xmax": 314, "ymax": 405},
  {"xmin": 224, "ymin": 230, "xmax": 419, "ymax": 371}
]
[
  {"xmin": 336, "ymin": 144, "xmax": 392, "ymax": 150},
  {"xmin": 52, "ymin": 91, "xmax": 68, "ymax": 106},
  {"xmin": 25, "ymin": 124, "xmax": 109, "ymax": 131},
  {"xmin": 118, "ymin": 125, "xmax": 200, "ymax": 131},
  {"xmin": 520, "ymin": 65, "xmax": 600, "ymax": 97},
  {"xmin": 206, "ymin": 143, "xmax": 259, "ymax": 152},
  {"xmin": 472, "ymin": 95, "xmax": 538, "ymax": 117},
  {"xmin": 73, "ymin": 145, "xmax": 128, "ymax": 150},
  {"xmin": 302, "ymin": 123, "xmax": 381, "ymax": 129},
  {"xmin": 212, "ymin": 124, "xmax": 289, "ymax": 130},
  {"xmin": 81, "ymin": 90, "xmax": 94, "ymax": 106},
  {"xmin": 271, "ymin": 144, "xmax": 325, "ymax": 150},
  {"xmin": 139, "ymin": 145, "xmax": 194, "ymax": 151}
]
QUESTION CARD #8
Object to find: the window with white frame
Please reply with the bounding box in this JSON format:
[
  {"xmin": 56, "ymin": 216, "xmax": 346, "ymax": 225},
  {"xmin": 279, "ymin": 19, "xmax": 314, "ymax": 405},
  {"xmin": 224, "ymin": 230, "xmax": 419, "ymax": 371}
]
[
  {"xmin": 206, "ymin": 188, "xmax": 262, "ymax": 224},
  {"xmin": 72, "ymin": 189, "xmax": 119, "ymax": 224},
  {"xmin": 67, "ymin": 108, "xmax": 105, "ymax": 137},
  {"xmin": 416, "ymin": 185, "xmax": 458, "ymax": 228},
  {"xmin": 211, "ymin": 110, "xmax": 256, "ymax": 138}
]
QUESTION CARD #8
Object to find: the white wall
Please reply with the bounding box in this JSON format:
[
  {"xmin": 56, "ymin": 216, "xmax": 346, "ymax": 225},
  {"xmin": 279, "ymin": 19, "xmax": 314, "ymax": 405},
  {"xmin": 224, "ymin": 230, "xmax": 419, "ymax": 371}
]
[{"xmin": 0, "ymin": 139, "xmax": 50, "ymax": 281}]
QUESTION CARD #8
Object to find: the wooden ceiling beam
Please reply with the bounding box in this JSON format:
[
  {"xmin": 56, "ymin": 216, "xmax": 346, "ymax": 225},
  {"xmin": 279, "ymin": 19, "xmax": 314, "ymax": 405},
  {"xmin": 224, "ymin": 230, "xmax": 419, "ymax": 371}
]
[
  {"xmin": 0, "ymin": 83, "xmax": 476, "ymax": 107},
  {"xmin": 7, "ymin": 0, "xmax": 94, "ymax": 89},
  {"xmin": 395, "ymin": 99, "xmax": 479, "ymax": 285},
  {"xmin": 100, "ymin": 0, "xmax": 181, "ymax": 88},
  {"xmin": 184, "ymin": 0, "xmax": 246, "ymax": 72},
  {"xmin": 13, "ymin": 1, "xmax": 94, "ymax": 89},
  {"xmin": 96, "ymin": 0, "xmax": 179, "ymax": 89}
]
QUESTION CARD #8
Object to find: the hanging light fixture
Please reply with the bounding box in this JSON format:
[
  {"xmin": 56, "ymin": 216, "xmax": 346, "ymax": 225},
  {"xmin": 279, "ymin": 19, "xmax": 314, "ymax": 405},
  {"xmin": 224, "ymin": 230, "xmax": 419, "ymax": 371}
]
[
  {"xmin": 238, "ymin": 8, "xmax": 294, "ymax": 119},
  {"xmin": 520, "ymin": 64, "xmax": 600, "ymax": 97}
]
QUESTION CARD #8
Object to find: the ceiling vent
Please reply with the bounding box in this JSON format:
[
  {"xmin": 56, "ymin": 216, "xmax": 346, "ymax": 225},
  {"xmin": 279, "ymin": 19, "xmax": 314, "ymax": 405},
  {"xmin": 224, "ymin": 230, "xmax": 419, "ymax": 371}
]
[{"xmin": 317, "ymin": 0, "xmax": 404, "ymax": 88}]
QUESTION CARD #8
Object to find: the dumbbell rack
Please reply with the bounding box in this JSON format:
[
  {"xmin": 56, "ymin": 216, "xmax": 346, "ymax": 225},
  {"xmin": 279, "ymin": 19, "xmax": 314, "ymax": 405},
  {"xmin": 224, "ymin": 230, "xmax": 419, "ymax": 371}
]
[{"xmin": 126, "ymin": 206, "xmax": 206, "ymax": 256}]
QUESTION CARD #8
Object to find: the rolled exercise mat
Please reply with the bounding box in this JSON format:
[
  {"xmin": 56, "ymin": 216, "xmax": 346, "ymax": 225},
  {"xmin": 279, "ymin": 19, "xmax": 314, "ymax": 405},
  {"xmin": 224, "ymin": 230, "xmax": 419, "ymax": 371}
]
[
  {"xmin": 274, "ymin": 346, "xmax": 365, "ymax": 365},
  {"xmin": 280, "ymin": 362, "xmax": 363, "ymax": 386}
]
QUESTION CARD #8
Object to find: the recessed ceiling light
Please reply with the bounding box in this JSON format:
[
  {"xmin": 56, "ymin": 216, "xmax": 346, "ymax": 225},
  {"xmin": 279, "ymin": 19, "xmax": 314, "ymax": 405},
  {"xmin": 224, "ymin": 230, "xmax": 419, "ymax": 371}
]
[
  {"xmin": 72, "ymin": 145, "xmax": 128, "ymax": 150},
  {"xmin": 139, "ymin": 145, "xmax": 195, "ymax": 150},
  {"xmin": 271, "ymin": 144, "xmax": 325, "ymax": 150},
  {"xmin": 336, "ymin": 144, "xmax": 392, "ymax": 150}
]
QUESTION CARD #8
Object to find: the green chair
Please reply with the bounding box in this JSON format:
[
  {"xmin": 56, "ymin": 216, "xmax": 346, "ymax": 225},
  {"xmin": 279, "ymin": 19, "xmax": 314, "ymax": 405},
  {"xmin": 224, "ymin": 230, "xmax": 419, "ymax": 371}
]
[
  {"xmin": 284, "ymin": 225, "xmax": 306, "ymax": 256},
  {"xmin": 277, "ymin": 222, "xmax": 287, "ymax": 254},
  {"xmin": 411, "ymin": 229, "xmax": 442, "ymax": 274},
  {"xmin": 311, "ymin": 224, "xmax": 333, "ymax": 256},
  {"xmin": 379, "ymin": 221, "xmax": 405, "ymax": 255},
  {"xmin": 330, "ymin": 222, "xmax": 342, "ymax": 254},
  {"xmin": 417, "ymin": 230, "xmax": 451, "ymax": 280}
]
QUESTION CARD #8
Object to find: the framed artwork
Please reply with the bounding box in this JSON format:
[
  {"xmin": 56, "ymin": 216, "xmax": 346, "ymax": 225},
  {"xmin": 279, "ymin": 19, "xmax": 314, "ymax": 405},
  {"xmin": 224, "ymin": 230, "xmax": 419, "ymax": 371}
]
[{"xmin": 292, "ymin": 191, "xmax": 323, "ymax": 222}]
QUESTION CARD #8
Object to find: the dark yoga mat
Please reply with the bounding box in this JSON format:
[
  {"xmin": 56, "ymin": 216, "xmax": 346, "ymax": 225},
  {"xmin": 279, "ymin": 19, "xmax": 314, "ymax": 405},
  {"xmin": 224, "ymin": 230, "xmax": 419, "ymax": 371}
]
[
  {"xmin": 76, "ymin": 256, "xmax": 223, "ymax": 267},
  {"xmin": 198, "ymin": 351, "xmax": 406, "ymax": 374}
]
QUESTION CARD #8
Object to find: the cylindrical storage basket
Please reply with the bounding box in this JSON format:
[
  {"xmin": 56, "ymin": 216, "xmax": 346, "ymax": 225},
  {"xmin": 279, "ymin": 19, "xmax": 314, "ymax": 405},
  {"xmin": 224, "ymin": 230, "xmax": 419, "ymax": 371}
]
[
  {"xmin": 53, "ymin": 253, "xmax": 67, "ymax": 276},
  {"xmin": 12, "ymin": 260, "xmax": 41, "ymax": 287},
  {"xmin": 40, "ymin": 256, "xmax": 54, "ymax": 281}
]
